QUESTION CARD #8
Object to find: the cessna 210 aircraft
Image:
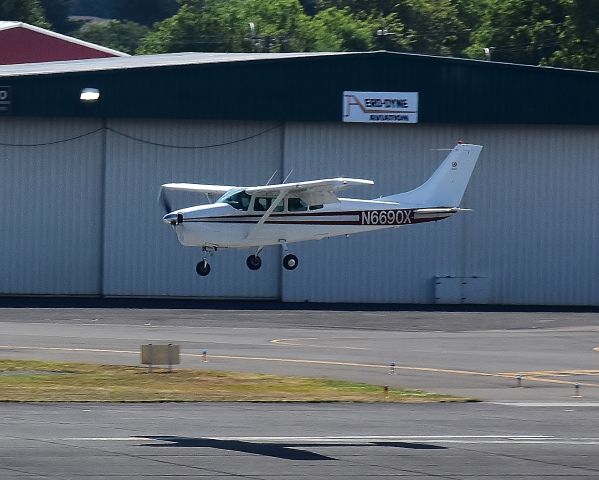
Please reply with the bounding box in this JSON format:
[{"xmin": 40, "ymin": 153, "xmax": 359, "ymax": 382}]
[{"xmin": 160, "ymin": 143, "xmax": 483, "ymax": 276}]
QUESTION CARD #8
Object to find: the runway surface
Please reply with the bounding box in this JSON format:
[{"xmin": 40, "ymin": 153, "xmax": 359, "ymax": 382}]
[
  {"xmin": 1, "ymin": 302, "xmax": 599, "ymax": 478},
  {"xmin": 3, "ymin": 402, "xmax": 599, "ymax": 479}
]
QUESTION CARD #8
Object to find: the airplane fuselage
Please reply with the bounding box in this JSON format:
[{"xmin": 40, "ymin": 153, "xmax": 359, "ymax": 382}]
[{"xmin": 170, "ymin": 198, "xmax": 455, "ymax": 249}]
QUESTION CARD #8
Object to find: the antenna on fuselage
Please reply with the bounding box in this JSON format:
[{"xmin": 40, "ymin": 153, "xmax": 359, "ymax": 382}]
[
  {"xmin": 282, "ymin": 169, "xmax": 294, "ymax": 183},
  {"xmin": 265, "ymin": 170, "xmax": 278, "ymax": 186}
]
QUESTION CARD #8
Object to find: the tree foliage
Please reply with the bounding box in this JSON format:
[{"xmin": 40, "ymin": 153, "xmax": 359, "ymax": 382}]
[
  {"xmin": 73, "ymin": 20, "xmax": 149, "ymax": 54},
  {"xmin": 465, "ymin": 0, "xmax": 566, "ymax": 64},
  {"xmin": 545, "ymin": 0, "xmax": 599, "ymax": 70},
  {"xmin": 0, "ymin": 0, "xmax": 50, "ymax": 27},
  {"xmin": 40, "ymin": 0, "xmax": 80, "ymax": 33},
  {"xmin": 138, "ymin": 0, "xmax": 318, "ymax": 54},
  {"xmin": 39, "ymin": 0, "xmax": 599, "ymax": 71}
]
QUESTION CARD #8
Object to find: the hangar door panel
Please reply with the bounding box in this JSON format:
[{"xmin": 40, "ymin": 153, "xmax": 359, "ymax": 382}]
[
  {"xmin": 102, "ymin": 119, "xmax": 282, "ymax": 298},
  {"xmin": 0, "ymin": 119, "xmax": 104, "ymax": 294}
]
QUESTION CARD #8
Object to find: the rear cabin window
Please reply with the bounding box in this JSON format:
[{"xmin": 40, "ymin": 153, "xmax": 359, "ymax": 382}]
[
  {"xmin": 288, "ymin": 198, "xmax": 308, "ymax": 212},
  {"xmin": 253, "ymin": 197, "xmax": 284, "ymax": 212}
]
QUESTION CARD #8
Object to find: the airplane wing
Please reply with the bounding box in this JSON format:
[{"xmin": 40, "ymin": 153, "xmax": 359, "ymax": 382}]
[
  {"xmin": 245, "ymin": 178, "xmax": 374, "ymax": 205},
  {"xmin": 161, "ymin": 183, "xmax": 236, "ymax": 196},
  {"xmin": 159, "ymin": 183, "xmax": 237, "ymax": 212}
]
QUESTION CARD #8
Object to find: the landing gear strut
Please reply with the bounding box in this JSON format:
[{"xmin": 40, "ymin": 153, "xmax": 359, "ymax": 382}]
[
  {"xmin": 279, "ymin": 239, "xmax": 299, "ymax": 271},
  {"xmin": 196, "ymin": 247, "xmax": 214, "ymax": 276}
]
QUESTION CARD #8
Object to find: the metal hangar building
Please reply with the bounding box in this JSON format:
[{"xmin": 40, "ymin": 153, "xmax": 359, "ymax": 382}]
[{"xmin": 0, "ymin": 51, "xmax": 597, "ymax": 305}]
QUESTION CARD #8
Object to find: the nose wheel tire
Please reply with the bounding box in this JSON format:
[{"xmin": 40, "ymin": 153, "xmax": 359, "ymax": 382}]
[
  {"xmin": 196, "ymin": 260, "xmax": 211, "ymax": 276},
  {"xmin": 282, "ymin": 254, "xmax": 299, "ymax": 271},
  {"xmin": 246, "ymin": 255, "xmax": 262, "ymax": 271}
]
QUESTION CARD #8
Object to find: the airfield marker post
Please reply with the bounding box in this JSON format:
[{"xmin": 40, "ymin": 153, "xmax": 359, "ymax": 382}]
[
  {"xmin": 203, "ymin": 350, "xmax": 208, "ymax": 362},
  {"xmin": 148, "ymin": 344, "xmax": 153, "ymax": 373},
  {"xmin": 389, "ymin": 362, "xmax": 396, "ymax": 375},
  {"xmin": 573, "ymin": 383, "xmax": 582, "ymax": 398},
  {"xmin": 516, "ymin": 375, "xmax": 522, "ymax": 387},
  {"xmin": 383, "ymin": 385, "xmax": 389, "ymax": 399}
]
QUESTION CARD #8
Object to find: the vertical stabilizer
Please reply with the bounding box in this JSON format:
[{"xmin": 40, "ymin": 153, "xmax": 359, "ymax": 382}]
[{"xmin": 380, "ymin": 143, "xmax": 483, "ymax": 207}]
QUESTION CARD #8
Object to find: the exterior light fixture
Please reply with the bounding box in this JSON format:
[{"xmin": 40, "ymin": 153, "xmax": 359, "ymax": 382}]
[{"xmin": 80, "ymin": 87, "xmax": 100, "ymax": 102}]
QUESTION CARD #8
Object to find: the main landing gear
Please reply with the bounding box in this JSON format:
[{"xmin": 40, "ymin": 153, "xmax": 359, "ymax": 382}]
[
  {"xmin": 280, "ymin": 240, "xmax": 298, "ymax": 271},
  {"xmin": 245, "ymin": 253, "xmax": 298, "ymax": 271},
  {"xmin": 196, "ymin": 244, "xmax": 299, "ymax": 276},
  {"xmin": 282, "ymin": 254, "xmax": 298, "ymax": 271}
]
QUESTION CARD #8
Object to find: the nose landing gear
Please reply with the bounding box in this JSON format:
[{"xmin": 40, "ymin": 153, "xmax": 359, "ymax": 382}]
[
  {"xmin": 246, "ymin": 254, "xmax": 262, "ymax": 270},
  {"xmin": 196, "ymin": 246, "xmax": 215, "ymax": 276},
  {"xmin": 196, "ymin": 260, "xmax": 211, "ymax": 276}
]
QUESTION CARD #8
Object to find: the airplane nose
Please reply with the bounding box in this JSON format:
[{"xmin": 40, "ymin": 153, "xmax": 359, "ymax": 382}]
[{"xmin": 163, "ymin": 212, "xmax": 183, "ymax": 225}]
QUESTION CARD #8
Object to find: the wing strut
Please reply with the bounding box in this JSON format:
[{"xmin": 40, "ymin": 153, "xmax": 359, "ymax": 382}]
[{"xmin": 245, "ymin": 190, "xmax": 287, "ymax": 240}]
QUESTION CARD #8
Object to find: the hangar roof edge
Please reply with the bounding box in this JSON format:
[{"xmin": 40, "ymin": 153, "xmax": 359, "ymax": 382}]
[
  {"xmin": 0, "ymin": 51, "xmax": 358, "ymax": 77},
  {"xmin": 1, "ymin": 49, "xmax": 598, "ymax": 78}
]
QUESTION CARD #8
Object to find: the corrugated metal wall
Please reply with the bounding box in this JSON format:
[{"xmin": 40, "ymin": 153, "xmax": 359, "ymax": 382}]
[
  {"xmin": 0, "ymin": 117, "xmax": 104, "ymax": 294},
  {"xmin": 282, "ymin": 122, "xmax": 599, "ymax": 305},
  {"xmin": 1, "ymin": 117, "xmax": 598, "ymax": 305},
  {"xmin": 102, "ymin": 119, "xmax": 283, "ymax": 298}
]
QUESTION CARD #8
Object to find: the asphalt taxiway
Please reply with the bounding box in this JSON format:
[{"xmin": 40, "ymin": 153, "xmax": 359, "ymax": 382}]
[
  {"xmin": 3, "ymin": 402, "xmax": 599, "ymax": 479},
  {"xmin": 1, "ymin": 302, "xmax": 599, "ymax": 479},
  {"xmin": 0, "ymin": 304, "xmax": 598, "ymax": 401}
]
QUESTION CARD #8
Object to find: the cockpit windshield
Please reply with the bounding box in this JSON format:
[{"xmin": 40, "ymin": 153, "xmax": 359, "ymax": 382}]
[{"xmin": 217, "ymin": 189, "xmax": 251, "ymax": 211}]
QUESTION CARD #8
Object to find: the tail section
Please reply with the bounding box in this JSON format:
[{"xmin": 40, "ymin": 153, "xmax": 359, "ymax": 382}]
[{"xmin": 380, "ymin": 143, "xmax": 483, "ymax": 207}]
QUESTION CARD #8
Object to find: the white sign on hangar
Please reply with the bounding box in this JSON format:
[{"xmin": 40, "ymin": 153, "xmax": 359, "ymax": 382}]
[{"xmin": 342, "ymin": 91, "xmax": 418, "ymax": 123}]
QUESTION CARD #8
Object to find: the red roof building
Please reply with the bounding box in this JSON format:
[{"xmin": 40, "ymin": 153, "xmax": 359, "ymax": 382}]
[{"xmin": 0, "ymin": 21, "xmax": 127, "ymax": 64}]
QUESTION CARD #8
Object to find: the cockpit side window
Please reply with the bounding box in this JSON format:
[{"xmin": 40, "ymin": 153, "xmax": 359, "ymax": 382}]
[
  {"xmin": 221, "ymin": 190, "xmax": 251, "ymax": 211},
  {"xmin": 288, "ymin": 197, "xmax": 308, "ymax": 212}
]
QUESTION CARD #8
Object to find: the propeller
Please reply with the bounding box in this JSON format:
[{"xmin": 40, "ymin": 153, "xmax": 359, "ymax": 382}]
[
  {"xmin": 158, "ymin": 187, "xmax": 173, "ymax": 214},
  {"xmin": 158, "ymin": 187, "xmax": 183, "ymax": 225}
]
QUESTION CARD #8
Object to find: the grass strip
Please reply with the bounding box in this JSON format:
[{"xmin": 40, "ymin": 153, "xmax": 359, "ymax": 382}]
[{"xmin": 0, "ymin": 359, "xmax": 474, "ymax": 403}]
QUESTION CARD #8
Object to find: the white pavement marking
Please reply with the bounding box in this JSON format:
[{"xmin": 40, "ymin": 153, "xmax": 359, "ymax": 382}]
[
  {"xmin": 55, "ymin": 435, "xmax": 599, "ymax": 445},
  {"xmin": 494, "ymin": 402, "xmax": 599, "ymax": 407}
]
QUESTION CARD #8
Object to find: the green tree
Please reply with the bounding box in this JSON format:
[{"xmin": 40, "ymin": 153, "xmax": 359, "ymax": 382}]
[
  {"xmin": 0, "ymin": 0, "xmax": 50, "ymax": 27},
  {"xmin": 40, "ymin": 0, "xmax": 80, "ymax": 33},
  {"xmin": 465, "ymin": 0, "xmax": 566, "ymax": 64},
  {"xmin": 138, "ymin": 0, "xmax": 315, "ymax": 54},
  {"xmin": 310, "ymin": 7, "xmax": 377, "ymax": 51},
  {"xmin": 391, "ymin": 0, "xmax": 470, "ymax": 55},
  {"xmin": 316, "ymin": 0, "xmax": 473, "ymax": 55},
  {"xmin": 73, "ymin": 20, "xmax": 149, "ymax": 54},
  {"xmin": 137, "ymin": 1, "xmax": 248, "ymax": 53},
  {"xmin": 546, "ymin": 0, "xmax": 599, "ymax": 70}
]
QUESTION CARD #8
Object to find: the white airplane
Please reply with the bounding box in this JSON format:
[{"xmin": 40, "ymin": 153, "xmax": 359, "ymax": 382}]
[{"xmin": 160, "ymin": 143, "xmax": 483, "ymax": 276}]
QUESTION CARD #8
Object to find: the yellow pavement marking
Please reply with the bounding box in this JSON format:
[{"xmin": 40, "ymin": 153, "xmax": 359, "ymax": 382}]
[
  {"xmin": 1, "ymin": 344, "xmax": 598, "ymax": 388},
  {"xmin": 498, "ymin": 370, "xmax": 599, "ymax": 377}
]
